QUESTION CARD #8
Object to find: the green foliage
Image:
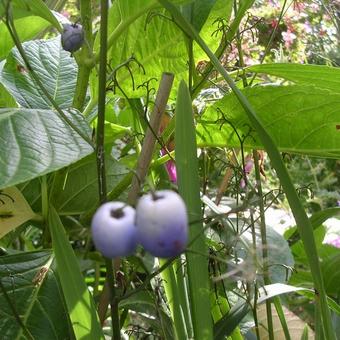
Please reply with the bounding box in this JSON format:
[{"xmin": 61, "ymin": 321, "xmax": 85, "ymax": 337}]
[
  {"xmin": 197, "ymin": 85, "xmax": 340, "ymax": 158},
  {"xmin": 0, "ymin": 251, "xmax": 73, "ymax": 339},
  {"xmin": 0, "ymin": 0, "xmax": 340, "ymax": 339}
]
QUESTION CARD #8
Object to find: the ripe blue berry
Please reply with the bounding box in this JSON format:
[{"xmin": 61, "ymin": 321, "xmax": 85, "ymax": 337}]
[
  {"xmin": 136, "ymin": 190, "xmax": 188, "ymax": 258},
  {"xmin": 61, "ymin": 23, "xmax": 84, "ymax": 53},
  {"xmin": 91, "ymin": 202, "xmax": 137, "ymax": 258}
]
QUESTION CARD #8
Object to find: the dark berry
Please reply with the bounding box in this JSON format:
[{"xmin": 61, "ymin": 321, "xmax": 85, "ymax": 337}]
[{"xmin": 61, "ymin": 23, "xmax": 84, "ymax": 53}]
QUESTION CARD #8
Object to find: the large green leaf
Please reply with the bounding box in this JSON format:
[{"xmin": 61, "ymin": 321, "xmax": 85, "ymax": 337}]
[
  {"xmin": 0, "ymin": 108, "xmax": 93, "ymax": 189},
  {"xmin": 107, "ymin": 7, "xmax": 187, "ymax": 97},
  {"xmin": 0, "ymin": 37, "xmax": 78, "ymax": 109},
  {"xmin": 0, "ymin": 16, "xmax": 51, "ymax": 60},
  {"xmin": 0, "ymin": 0, "xmax": 61, "ymax": 31},
  {"xmin": 48, "ymin": 207, "xmax": 104, "ymax": 340},
  {"xmin": 191, "ymin": 0, "xmax": 233, "ymax": 64},
  {"xmin": 0, "ymin": 250, "xmax": 73, "ymax": 339},
  {"xmin": 197, "ymin": 85, "xmax": 340, "ymax": 158},
  {"xmin": 50, "ymin": 154, "xmax": 129, "ymax": 215},
  {"xmin": 91, "ymin": 1, "xmax": 195, "ymax": 99},
  {"xmin": 248, "ymin": 63, "xmax": 340, "ymax": 93}
]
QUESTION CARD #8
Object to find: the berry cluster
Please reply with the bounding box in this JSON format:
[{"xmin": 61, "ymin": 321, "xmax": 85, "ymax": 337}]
[{"xmin": 91, "ymin": 190, "xmax": 188, "ymax": 258}]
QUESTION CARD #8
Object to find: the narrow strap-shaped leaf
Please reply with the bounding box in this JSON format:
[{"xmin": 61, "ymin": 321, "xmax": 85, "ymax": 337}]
[
  {"xmin": 48, "ymin": 206, "xmax": 104, "ymax": 340},
  {"xmin": 175, "ymin": 80, "xmax": 213, "ymax": 339}
]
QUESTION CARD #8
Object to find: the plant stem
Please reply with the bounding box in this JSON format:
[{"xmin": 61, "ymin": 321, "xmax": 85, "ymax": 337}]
[
  {"xmin": 253, "ymin": 150, "xmax": 274, "ymax": 340},
  {"xmin": 127, "ymin": 72, "xmax": 174, "ymax": 204},
  {"xmin": 97, "ymin": 1, "xmax": 120, "ymax": 339},
  {"xmin": 73, "ymin": 0, "xmax": 94, "ymax": 111}
]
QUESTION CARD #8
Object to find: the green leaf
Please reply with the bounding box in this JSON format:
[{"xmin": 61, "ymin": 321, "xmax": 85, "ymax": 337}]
[
  {"xmin": 248, "ymin": 63, "xmax": 340, "ymax": 93},
  {"xmin": 175, "ymin": 80, "xmax": 213, "ymax": 339},
  {"xmin": 213, "ymin": 300, "xmax": 250, "ymax": 340},
  {"xmin": 322, "ymin": 253, "xmax": 340, "ymax": 296},
  {"xmin": 48, "ymin": 206, "xmax": 104, "ymax": 340},
  {"xmin": 197, "ymin": 85, "xmax": 340, "ymax": 158},
  {"xmin": 50, "ymin": 154, "xmax": 129, "ymax": 215},
  {"xmin": 0, "ymin": 107, "xmax": 93, "ymax": 189},
  {"xmin": 285, "ymin": 207, "xmax": 340, "ymax": 246},
  {"xmin": 0, "ymin": 60, "xmax": 16, "ymax": 106},
  {"xmin": 257, "ymin": 227, "xmax": 294, "ymax": 283},
  {"xmin": 0, "ymin": 16, "xmax": 51, "ymax": 60},
  {"xmin": 182, "ymin": 0, "xmax": 217, "ymax": 32},
  {"xmin": 0, "ymin": 0, "xmax": 61, "ymax": 31},
  {"xmin": 191, "ymin": 0, "xmax": 233, "ymax": 64},
  {"xmin": 0, "ymin": 37, "xmax": 78, "ymax": 109},
  {"xmin": 0, "ymin": 250, "xmax": 73, "ymax": 339}
]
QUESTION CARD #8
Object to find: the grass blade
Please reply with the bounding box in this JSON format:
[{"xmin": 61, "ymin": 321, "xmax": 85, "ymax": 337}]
[
  {"xmin": 175, "ymin": 80, "xmax": 213, "ymax": 339},
  {"xmin": 48, "ymin": 206, "xmax": 104, "ymax": 339}
]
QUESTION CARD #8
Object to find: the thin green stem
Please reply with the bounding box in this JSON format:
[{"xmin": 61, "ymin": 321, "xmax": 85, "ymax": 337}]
[
  {"xmin": 97, "ymin": 1, "xmax": 120, "ymax": 339},
  {"xmin": 253, "ymin": 150, "xmax": 274, "ymax": 340},
  {"xmin": 73, "ymin": 0, "xmax": 94, "ymax": 110}
]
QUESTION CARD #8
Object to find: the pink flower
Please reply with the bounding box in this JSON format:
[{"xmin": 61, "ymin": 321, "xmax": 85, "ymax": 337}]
[
  {"xmin": 160, "ymin": 149, "xmax": 177, "ymax": 183},
  {"xmin": 282, "ymin": 30, "xmax": 297, "ymax": 48},
  {"xmin": 327, "ymin": 237, "xmax": 340, "ymax": 248}
]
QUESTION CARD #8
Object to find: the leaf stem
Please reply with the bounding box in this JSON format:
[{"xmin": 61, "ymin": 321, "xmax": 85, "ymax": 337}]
[
  {"xmin": 97, "ymin": 1, "xmax": 120, "ymax": 339},
  {"xmin": 73, "ymin": 0, "xmax": 94, "ymax": 111}
]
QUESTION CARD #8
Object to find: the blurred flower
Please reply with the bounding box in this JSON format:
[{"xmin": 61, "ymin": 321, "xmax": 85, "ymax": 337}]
[
  {"xmin": 282, "ymin": 30, "xmax": 297, "ymax": 48},
  {"xmin": 326, "ymin": 237, "xmax": 340, "ymax": 248}
]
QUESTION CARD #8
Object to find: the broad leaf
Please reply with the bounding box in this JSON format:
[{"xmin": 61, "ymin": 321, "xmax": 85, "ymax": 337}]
[
  {"xmin": 50, "ymin": 154, "xmax": 129, "ymax": 215},
  {"xmin": 0, "ymin": 0, "xmax": 61, "ymax": 30},
  {"xmin": 248, "ymin": 63, "xmax": 340, "ymax": 93},
  {"xmin": 0, "ymin": 37, "xmax": 77, "ymax": 109},
  {"xmin": 0, "ymin": 16, "xmax": 51, "ymax": 60},
  {"xmin": 322, "ymin": 253, "xmax": 340, "ymax": 296},
  {"xmin": 48, "ymin": 207, "xmax": 104, "ymax": 340},
  {"xmin": 0, "ymin": 108, "xmax": 93, "ymax": 189},
  {"xmin": 197, "ymin": 85, "xmax": 340, "ymax": 158},
  {"xmin": 0, "ymin": 250, "xmax": 73, "ymax": 339}
]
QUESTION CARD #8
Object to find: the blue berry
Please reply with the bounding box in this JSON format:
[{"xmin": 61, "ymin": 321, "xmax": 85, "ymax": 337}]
[
  {"xmin": 61, "ymin": 23, "xmax": 84, "ymax": 53},
  {"xmin": 136, "ymin": 190, "xmax": 188, "ymax": 258},
  {"xmin": 91, "ymin": 202, "xmax": 137, "ymax": 258}
]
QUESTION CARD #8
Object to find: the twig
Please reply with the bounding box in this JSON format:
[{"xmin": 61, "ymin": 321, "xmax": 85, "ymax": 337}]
[{"xmin": 127, "ymin": 72, "xmax": 174, "ymax": 204}]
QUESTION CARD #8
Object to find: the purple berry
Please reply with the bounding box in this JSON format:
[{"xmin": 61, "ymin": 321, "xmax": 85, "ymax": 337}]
[
  {"xmin": 135, "ymin": 190, "xmax": 188, "ymax": 258},
  {"xmin": 91, "ymin": 202, "xmax": 137, "ymax": 258},
  {"xmin": 61, "ymin": 23, "xmax": 84, "ymax": 53}
]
